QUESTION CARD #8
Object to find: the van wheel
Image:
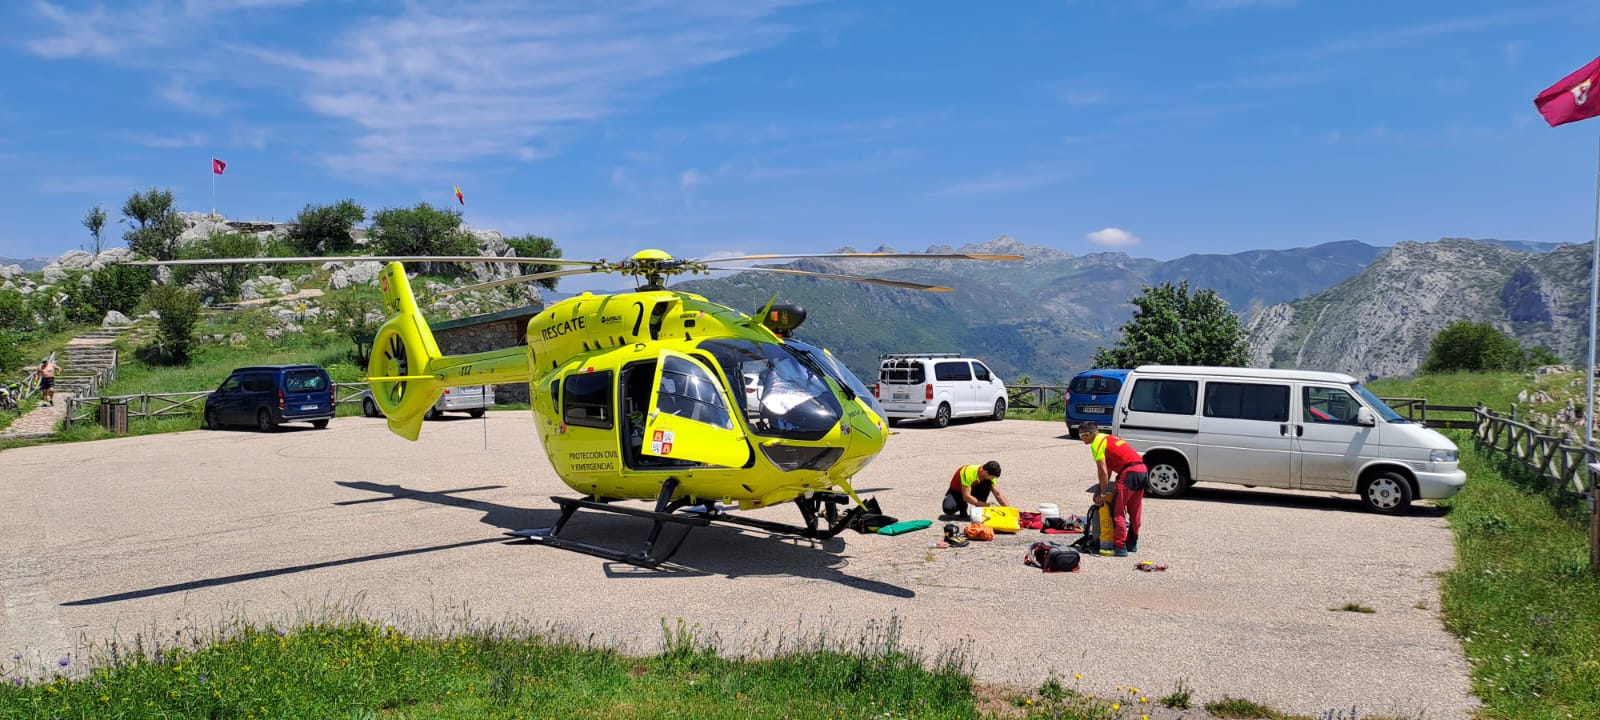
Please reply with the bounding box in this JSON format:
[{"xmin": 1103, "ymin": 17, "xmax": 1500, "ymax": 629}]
[
  {"xmin": 1145, "ymin": 459, "xmax": 1189, "ymax": 498},
  {"xmin": 991, "ymin": 399, "xmax": 1006, "ymax": 421},
  {"xmin": 363, "ymin": 397, "xmax": 380, "ymax": 418},
  {"xmin": 256, "ymin": 409, "xmax": 277, "ymax": 433},
  {"xmin": 1361, "ymin": 471, "xmax": 1414, "ymax": 514},
  {"xmin": 933, "ymin": 403, "xmax": 951, "ymax": 428},
  {"xmin": 468, "ymin": 409, "xmax": 486, "ymax": 419},
  {"xmin": 311, "ymin": 419, "xmax": 330, "ymax": 429},
  {"xmin": 425, "ymin": 407, "xmax": 440, "ymax": 421},
  {"xmin": 886, "ymin": 418, "xmax": 900, "ymax": 428},
  {"xmin": 205, "ymin": 408, "xmax": 220, "ymax": 430}
]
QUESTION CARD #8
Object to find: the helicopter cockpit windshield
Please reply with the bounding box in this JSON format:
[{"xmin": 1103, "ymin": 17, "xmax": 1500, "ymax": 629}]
[
  {"xmin": 783, "ymin": 339, "xmax": 886, "ymax": 420},
  {"xmin": 700, "ymin": 339, "xmax": 843, "ymax": 441}
]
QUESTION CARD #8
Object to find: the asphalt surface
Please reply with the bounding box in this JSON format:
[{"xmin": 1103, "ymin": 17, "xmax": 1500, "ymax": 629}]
[{"xmin": 0, "ymin": 416, "xmax": 1475, "ymax": 718}]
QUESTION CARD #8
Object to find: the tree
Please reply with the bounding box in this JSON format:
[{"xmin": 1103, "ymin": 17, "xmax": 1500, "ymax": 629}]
[
  {"xmin": 1528, "ymin": 345, "xmax": 1565, "ymax": 367},
  {"xmin": 83, "ymin": 204, "xmax": 107, "ymax": 255},
  {"xmin": 121, "ymin": 188, "xmax": 185, "ymax": 260},
  {"xmin": 173, "ymin": 230, "xmax": 261, "ymax": 301},
  {"xmin": 1422, "ymin": 321, "xmax": 1527, "ymax": 373},
  {"xmin": 83, "ymin": 264, "xmax": 153, "ymax": 318},
  {"xmin": 331, "ymin": 290, "xmax": 383, "ymax": 363},
  {"xmin": 0, "ymin": 289, "xmax": 24, "ymax": 332},
  {"xmin": 504, "ymin": 234, "xmax": 564, "ymax": 290},
  {"xmin": 1093, "ymin": 281, "xmax": 1247, "ymax": 368},
  {"xmin": 0, "ymin": 329, "xmax": 22, "ymax": 376},
  {"xmin": 146, "ymin": 285, "xmax": 201, "ymax": 365},
  {"xmin": 371, "ymin": 203, "xmax": 477, "ymax": 274},
  {"xmin": 288, "ymin": 200, "xmax": 366, "ymax": 255}
]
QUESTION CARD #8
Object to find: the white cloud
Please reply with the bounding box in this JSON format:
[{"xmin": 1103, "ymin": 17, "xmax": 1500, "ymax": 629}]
[
  {"xmin": 928, "ymin": 165, "xmax": 1079, "ymax": 197},
  {"xmin": 680, "ymin": 169, "xmax": 707, "ymax": 188},
  {"xmin": 248, "ymin": 2, "xmax": 808, "ymax": 176},
  {"xmin": 127, "ymin": 132, "xmax": 211, "ymax": 148},
  {"xmin": 1062, "ymin": 90, "xmax": 1103, "ymax": 107},
  {"xmin": 1187, "ymin": 0, "xmax": 1296, "ymax": 10},
  {"xmin": 1086, "ymin": 227, "xmax": 1140, "ymax": 247},
  {"xmin": 26, "ymin": 0, "xmax": 307, "ymax": 59}
]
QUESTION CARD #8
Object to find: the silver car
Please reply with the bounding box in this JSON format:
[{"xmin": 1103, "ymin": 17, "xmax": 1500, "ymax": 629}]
[{"xmin": 361, "ymin": 385, "xmax": 494, "ymax": 420}]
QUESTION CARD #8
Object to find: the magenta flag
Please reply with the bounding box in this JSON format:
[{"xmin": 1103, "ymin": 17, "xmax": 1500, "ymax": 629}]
[{"xmin": 1535, "ymin": 55, "xmax": 1600, "ymax": 127}]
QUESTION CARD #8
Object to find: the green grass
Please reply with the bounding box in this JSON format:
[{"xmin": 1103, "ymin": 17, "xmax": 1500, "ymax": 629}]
[
  {"xmin": 1329, "ymin": 603, "xmax": 1376, "ymax": 614},
  {"xmin": 1366, "ymin": 370, "xmax": 1582, "ymax": 416},
  {"xmin": 0, "ymin": 617, "xmax": 984, "ymax": 720},
  {"xmin": 1437, "ymin": 441, "xmax": 1600, "ymax": 719}
]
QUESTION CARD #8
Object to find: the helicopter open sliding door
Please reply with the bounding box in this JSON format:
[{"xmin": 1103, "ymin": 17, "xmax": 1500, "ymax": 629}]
[{"xmin": 642, "ymin": 351, "xmax": 751, "ymax": 468}]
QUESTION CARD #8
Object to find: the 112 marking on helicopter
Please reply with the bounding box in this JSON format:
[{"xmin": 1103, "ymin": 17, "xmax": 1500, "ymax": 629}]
[{"xmin": 134, "ymin": 248, "xmax": 1021, "ymax": 565}]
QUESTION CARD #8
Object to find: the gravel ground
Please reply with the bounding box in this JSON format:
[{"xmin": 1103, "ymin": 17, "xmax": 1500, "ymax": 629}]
[{"xmin": 0, "ymin": 416, "xmax": 1476, "ymax": 718}]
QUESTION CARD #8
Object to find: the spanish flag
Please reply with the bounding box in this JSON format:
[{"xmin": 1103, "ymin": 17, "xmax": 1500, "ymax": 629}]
[{"xmin": 454, "ymin": 184, "xmax": 465, "ymax": 205}]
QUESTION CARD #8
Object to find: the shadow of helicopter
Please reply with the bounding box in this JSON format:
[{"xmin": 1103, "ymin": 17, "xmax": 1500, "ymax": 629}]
[{"xmin": 336, "ymin": 481, "xmax": 914, "ymax": 598}]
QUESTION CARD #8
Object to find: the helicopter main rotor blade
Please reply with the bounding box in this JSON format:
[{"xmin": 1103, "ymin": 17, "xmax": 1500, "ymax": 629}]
[
  {"xmin": 439, "ymin": 267, "xmax": 607, "ymax": 296},
  {"xmin": 705, "ymin": 252, "xmax": 1023, "ymax": 263},
  {"xmin": 123, "ymin": 255, "xmax": 596, "ymax": 266},
  {"xmin": 707, "ymin": 266, "xmax": 954, "ymax": 292}
]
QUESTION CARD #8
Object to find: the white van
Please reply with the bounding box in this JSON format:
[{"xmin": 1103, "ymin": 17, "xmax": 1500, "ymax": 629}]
[
  {"xmin": 874, "ymin": 354, "xmax": 1008, "ymax": 427},
  {"xmin": 1110, "ymin": 365, "xmax": 1466, "ymax": 514}
]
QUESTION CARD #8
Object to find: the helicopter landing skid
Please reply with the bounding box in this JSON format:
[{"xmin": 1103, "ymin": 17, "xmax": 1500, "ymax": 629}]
[
  {"xmin": 678, "ymin": 492, "xmax": 865, "ymax": 540},
  {"xmin": 508, "ymin": 480, "xmax": 710, "ymax": 568}
]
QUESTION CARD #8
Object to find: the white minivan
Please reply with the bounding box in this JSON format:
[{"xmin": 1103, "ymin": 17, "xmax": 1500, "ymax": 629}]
[
  {"xmin": 875, "ymin": 354, "xmax": 1008, "ymax": 427},
  {"xmin": 1110, "ymin": 365, "xmax": 1466, "ymax": 514}
]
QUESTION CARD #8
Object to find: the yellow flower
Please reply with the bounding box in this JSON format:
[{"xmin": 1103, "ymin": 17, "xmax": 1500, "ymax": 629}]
[
  {"xmin": 1141, "ymin": 697, "xmax": 1149, "ymax": 703},
  {"xmin": 1074, "ymin": 673, "xmax": 1081, "ymax": 680},
  {"xmin": 1113, "ymin": 703, "xmax": 1121, "ymax": 711}
]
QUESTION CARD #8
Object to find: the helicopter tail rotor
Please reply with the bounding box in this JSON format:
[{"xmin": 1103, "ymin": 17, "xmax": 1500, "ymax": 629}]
[{"xmin": 369, "ymin": 263, "xmax": 447, "ymax": 440}]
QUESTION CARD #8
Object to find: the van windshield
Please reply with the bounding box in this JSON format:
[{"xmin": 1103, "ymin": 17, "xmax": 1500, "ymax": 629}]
[{"xmin": 1350, "ymin": 383, "xmax": 1407, "ymax": 423}]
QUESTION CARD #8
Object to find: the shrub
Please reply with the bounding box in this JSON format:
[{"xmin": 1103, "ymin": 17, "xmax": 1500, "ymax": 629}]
[
  {"xmin": 288, "ymin": 200, "xmax": 366, "ymax": 255},
  {"xmin": 1422, "ymin": 320, "xmax": 1526, "ymax": 373},
  {"xmin": 83, "ymin": 264, "xmax": 153, "ymax": 318},
  {"xmin": 146, "ymin": 285, "xmax": 202, "ymax": 365},
  {"xmin": 0, "ymin": 289, "xmax": 24, "ymax": 331},
  {"xmin": 371, "ymin": 203, "xmax": 476, "ymax": 274},
  {"xmin": 173, "ymin": 230, "xmax": 261, "ymax": 301},
  {"xmin": 504, "ymin": 234, "xmax": 565, "ymax": 290}
]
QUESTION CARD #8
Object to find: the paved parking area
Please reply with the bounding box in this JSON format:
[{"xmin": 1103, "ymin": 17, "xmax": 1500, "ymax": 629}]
[{"xmin": 0, "ymin": 416, "xmax": 1474, "ymax": 717}]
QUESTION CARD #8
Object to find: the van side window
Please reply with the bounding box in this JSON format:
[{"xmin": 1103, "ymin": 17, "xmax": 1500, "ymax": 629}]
[
  {"xmin": 1304, "ymin": 386, "xmax": 1360, "ymax": 424},
  {"xmin": 563, "ymin": 370, "xmax": 614, "ymax": 429},
  {"xmin": 971, "ymin": 363, "xmax": 992, "ymax": 382},
  {"xmin": 1128, "ymin": 379, "xmax": 1197, "ymax": 415},
  {"xmin": 242, "ymin": 374, "xmax": 274, "ymax": 393},
  {"xmin": 221, "ymin": 376, "xmax": 242, "ymax": 392},
  {"xmin": 1205, "ymin": 382, "xmax": 1290, "ymax": 422},
  {"xmin": 934, "ymin": 362, "xmax": 972, "ymax": 382}
]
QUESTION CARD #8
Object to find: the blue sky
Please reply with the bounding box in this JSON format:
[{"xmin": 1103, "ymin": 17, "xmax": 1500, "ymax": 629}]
[{"xmin": 3, "ymin": 0, "xmax": 1600, "ymax": 291}]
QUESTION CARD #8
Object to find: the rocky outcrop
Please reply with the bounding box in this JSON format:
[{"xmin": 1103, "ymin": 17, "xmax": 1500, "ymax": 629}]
[{"xmin": 1248, "ymin": 239, "xmax": 1590, "ymax": 378}]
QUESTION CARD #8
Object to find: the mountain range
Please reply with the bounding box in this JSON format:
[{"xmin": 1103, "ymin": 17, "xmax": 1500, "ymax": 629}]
[
  {"xmin": 675, "ymin": 236, "xmax": 1587, "ymax": 383},
  {"xmin": 0, "ymin": 257, "xmax": 53, "ymax": 273},
  {"xmin": 677, "ymin": 236, "xmax": 1388, "ymax": 382}
]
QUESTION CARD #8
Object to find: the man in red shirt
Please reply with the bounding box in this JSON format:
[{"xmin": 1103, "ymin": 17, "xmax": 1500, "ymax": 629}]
[{"xmin": 1078, "ymin": 422, "xmax": 1148, "ymax": 556}]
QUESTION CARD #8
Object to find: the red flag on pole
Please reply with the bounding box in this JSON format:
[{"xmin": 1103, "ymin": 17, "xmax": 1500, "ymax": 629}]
[
  {"xmin": 454, "ymin": 184, "xmax": 465, "ymax": 205},
  {"xmin": 212, "ymin": 158, "xmax": 227, "ymax": 175},
  {"xmin": 1535, "ymin": 55, "xmax": 1600, "ymax": 127}
]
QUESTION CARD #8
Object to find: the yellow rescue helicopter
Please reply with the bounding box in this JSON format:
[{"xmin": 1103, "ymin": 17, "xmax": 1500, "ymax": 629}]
[{"xmin": 136, "ymin": 248, "xmax": 1020, "ymax": 565}]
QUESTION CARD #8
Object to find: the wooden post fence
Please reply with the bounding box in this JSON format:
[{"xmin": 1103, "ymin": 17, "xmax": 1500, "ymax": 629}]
[{"xmin": 1472, "ymin": 406, "xmax": 1600, "ymax": 575}]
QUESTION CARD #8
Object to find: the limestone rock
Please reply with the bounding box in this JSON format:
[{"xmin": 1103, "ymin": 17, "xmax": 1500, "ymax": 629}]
[
  {"xmin": 325, "ymin": 261, "xmax": 382, "ymax": 290},
  {"xmin": 230, "ymin": 333, "xmax": 248, "ymax": 346},
  {"xmin": 102, "ymin": 310, "xmax": 132, "ymax": 327},
  {"xmin": 0, "ymin": 264, "xmax": 22, "ymax": 279}
]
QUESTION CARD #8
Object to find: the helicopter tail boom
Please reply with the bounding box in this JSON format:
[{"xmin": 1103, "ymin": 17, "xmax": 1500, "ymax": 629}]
[{"xmin": 368, "ymin": 263, "xmax": 531, "ymax": 440}]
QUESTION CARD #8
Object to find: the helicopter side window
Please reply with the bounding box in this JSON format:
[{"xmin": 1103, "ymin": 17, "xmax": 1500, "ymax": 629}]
[
  {"xmin": 563, "ymin": 370, "xmax": 614, "ymax": 429},
  {"xmin": 656, "ymin": 356, "xmax": 732, "ymax": 430}
]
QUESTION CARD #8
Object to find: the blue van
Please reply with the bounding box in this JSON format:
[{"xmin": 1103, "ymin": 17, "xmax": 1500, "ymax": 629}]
[
  {"xmin": 205, "ymin": 364, "xmax": 336, "ymax": 431},
  {"xmin": 1064, "ymin": 368, "xmax": 1129, "ymax": 435}
]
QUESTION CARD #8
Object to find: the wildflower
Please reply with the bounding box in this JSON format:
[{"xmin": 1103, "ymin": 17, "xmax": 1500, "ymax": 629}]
[
  {"xmin": 10, "ymin": 654, "xmax": 18, "ymax": 661},
  {"xmin": 58, "ymin": 657, "xmax": 69, "ymax": 667},
  {"xmin": 1113, "ymin": 703, "xmax": 1121, "ymax": 711},
  {"xmin": 1074, "ymin": 673, "xmax": 1081, "ymax": 680}
]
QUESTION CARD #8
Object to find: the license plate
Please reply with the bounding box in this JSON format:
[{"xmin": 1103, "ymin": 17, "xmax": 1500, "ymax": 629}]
[
  {"xmin": 1082, "ymin": 405, "xmax": 1108, "ymax": 413},
  {"xmin": 893, "ymin": 392, "xmax": 909, "ymax": 400},
  {"xmin": 302, "ymin": 405, "xmax": 320, "ymax": 411}
]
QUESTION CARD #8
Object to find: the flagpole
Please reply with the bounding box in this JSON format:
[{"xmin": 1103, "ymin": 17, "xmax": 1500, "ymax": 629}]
[
  {"xmin": 211, "ymin": 160, "xmax": 217, "ymax": 218},
  {"xmin": 1589, "ymin": 136, "xmax": 1599, "ymax": 448}
]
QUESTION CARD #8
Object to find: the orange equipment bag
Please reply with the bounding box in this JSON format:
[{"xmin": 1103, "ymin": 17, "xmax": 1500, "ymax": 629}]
[{"xmin": 964, "ymin": 522, "xmax": 995, "ymax": 541}]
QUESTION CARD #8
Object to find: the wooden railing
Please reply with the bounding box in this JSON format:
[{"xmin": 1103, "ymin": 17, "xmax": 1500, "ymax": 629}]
[
  {"xmin": 1472, "ymin": 406, "xmax": 1596, "ymax": 496},
  {"xmin": 1007, "ymin": 385, "xmax": 1067, "ymax": 411},
  {"xmin": 1378, "ymin": 396, "xmax": 1479, "ymax": 429},
  {"xmin": 63, "ymin": 381, "xmax": 371, "ymax": 430}
]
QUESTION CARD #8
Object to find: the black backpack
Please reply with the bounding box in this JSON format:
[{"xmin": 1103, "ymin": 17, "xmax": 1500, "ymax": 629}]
[
  {"xmin": 1024, "ymin": 541, "xmax": 1081, "ymax": 573},
  {"xmin": 849, "ymin": 497, "xmax": 898, "ymax": 534},
  {"xmin": 1069, "ymin": 502, "xmax": 1101, "ymax": 553}
]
